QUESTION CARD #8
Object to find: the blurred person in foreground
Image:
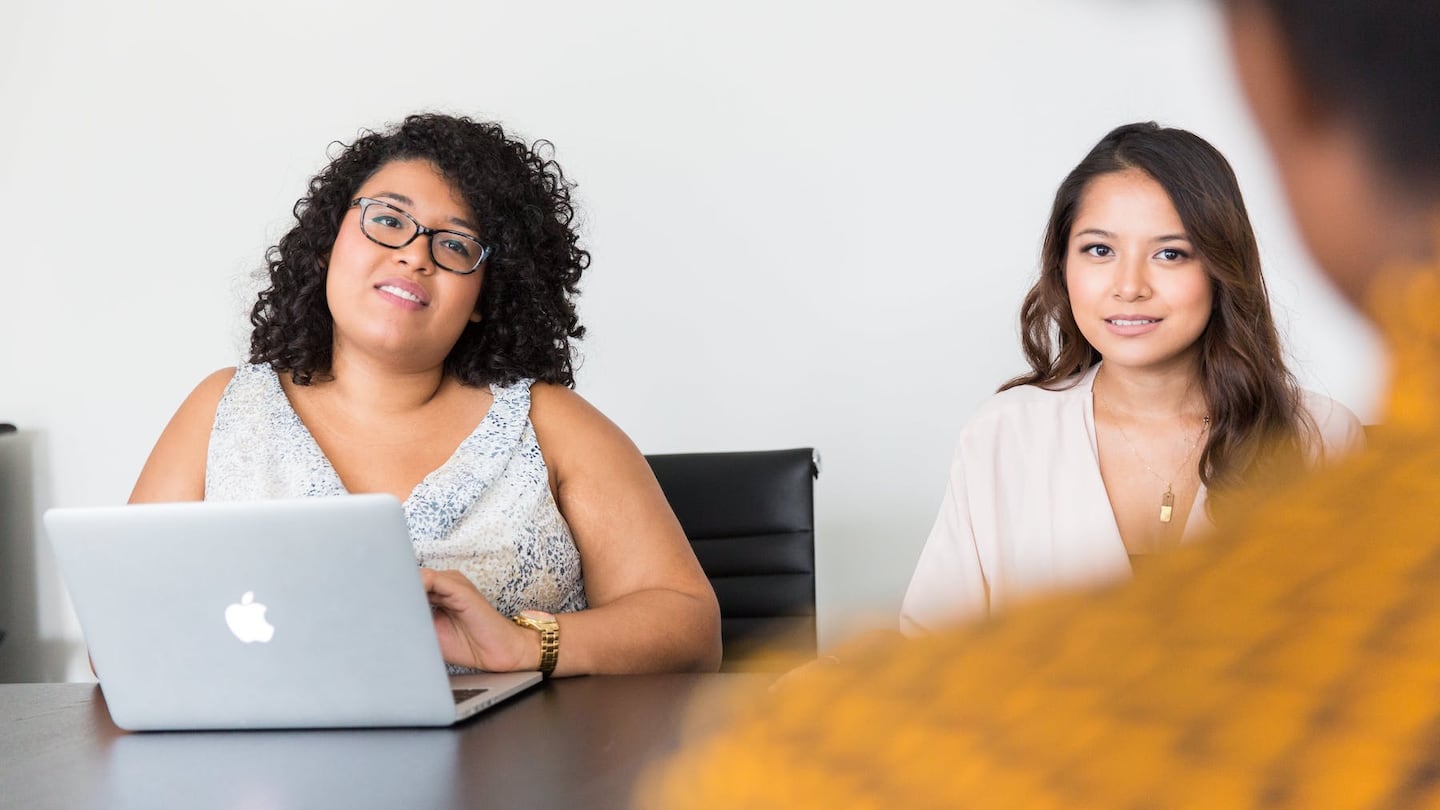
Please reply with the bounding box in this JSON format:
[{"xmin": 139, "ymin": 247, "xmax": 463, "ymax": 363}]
[{"xmin": 638, "ymin": 0, "xmax": 1440, "ymax": 806}]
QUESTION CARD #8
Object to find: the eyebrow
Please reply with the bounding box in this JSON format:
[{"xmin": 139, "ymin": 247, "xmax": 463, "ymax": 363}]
[
  {"xmin": 1072, "ymin": 228, "xmax": 1190, "ymax": 243},
  {"xmin": 373, "ymin": 192, "xmax": 480, "ymax": 233}
]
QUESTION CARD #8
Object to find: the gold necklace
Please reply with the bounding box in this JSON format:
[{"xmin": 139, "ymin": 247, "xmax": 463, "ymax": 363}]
[{"xmin": 1096, "ymin": 383, "xmax": 1211, "ymax": 524}]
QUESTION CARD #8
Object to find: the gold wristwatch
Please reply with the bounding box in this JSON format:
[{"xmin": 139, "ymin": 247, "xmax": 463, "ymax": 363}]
[{"xmin": 512, "ymin": 610, "xmax": 560, "ymax": 677}]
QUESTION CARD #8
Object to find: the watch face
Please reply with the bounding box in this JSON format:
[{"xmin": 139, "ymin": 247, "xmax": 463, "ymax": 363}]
[{"xmin": 519, "ymin": 609, "xmax": 556, "ymax": 623}]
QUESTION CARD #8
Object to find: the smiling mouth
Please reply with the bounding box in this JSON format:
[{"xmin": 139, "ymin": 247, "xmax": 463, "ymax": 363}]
[
  {"xmin": 377, "ymin": 285, "xmax": 427, "ymax": 306},
  {"xmin": 1107, "ymin": 318, "xmax": 1159, "ymax": 327}
]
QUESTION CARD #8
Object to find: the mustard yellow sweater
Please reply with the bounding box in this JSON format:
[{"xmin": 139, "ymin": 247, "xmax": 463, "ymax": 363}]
[{"xmin": 639, "ymin": 269, "xmax": 1440, "ymax": 809}]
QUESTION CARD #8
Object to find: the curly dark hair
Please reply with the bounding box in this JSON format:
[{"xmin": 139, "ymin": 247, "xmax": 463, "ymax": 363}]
[{"xmin": 249, "ymin": 113, "xmax": 589, "ymax": 387}]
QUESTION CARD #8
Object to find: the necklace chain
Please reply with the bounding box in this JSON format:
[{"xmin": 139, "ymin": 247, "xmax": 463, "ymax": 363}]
[{"xmin": 1095, "ymin": 380, "xmax": 1210, "ymax": 524}]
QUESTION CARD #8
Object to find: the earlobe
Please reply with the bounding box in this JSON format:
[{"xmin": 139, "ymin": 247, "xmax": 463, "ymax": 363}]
[{"xmin": 469, "ymin": 311, "xmax": 482, "ymax": 323}]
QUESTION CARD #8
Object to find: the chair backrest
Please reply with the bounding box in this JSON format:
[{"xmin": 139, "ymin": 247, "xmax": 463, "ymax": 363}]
[{"xmin": 646, "ymin": 448, "xmax": 819, "ymax": 671}]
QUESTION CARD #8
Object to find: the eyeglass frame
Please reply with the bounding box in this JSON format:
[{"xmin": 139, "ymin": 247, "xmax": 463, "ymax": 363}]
[{"xmin": 348, "ymin": 197, "xmax": 493, "ymax": 275}]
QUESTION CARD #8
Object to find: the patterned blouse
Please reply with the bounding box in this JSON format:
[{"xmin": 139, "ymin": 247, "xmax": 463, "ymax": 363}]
[{"xmin": 205, "ymin": 363, "xmax": 587, "ymax": 617}]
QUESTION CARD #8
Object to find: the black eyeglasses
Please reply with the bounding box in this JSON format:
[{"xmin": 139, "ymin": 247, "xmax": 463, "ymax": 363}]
[{"xmin": 349, "ymin": 197, "xmax": 492, "ymax": 275}]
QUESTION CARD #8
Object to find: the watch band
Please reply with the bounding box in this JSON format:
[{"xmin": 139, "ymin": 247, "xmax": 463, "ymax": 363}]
[{"xmin": 512, "ymin": 611, "xmax": 560, "ymax": 677}]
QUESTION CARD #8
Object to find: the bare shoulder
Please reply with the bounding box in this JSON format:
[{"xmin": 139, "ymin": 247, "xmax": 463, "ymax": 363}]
[
  {"xmin": 128, "ymin": 367, "xmax": 238, "ymax": 503},
  {"xmin": 528, "ymin": 383, "xmax": 646, "ymax": 475},
  {"xmin": 529, "ymin": 383, "xmax": 631, "ymax": 444},
  {"xmin": 175, "ymin": 367, "xmax": 239, "ymax": 427},
  {"xmin": 195, "ymin": 367, "xmax": 240, "ymax": 401}
]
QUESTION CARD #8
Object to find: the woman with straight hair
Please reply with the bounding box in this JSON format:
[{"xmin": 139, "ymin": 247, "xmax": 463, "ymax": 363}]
[{"xmin": 900, "ymin": 122, "xmax": 1363, "ymax": 633}]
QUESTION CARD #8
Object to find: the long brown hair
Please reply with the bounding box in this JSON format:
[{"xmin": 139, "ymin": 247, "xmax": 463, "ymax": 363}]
[{"xmin": 1002, "ymin": 122, "xmax": 1313, "ymax": 501}]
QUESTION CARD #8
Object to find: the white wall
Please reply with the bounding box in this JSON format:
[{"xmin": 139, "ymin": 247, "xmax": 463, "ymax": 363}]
[{"xmin": 0, "ymin": 0, "xmax": 1384, "ymax": 681}]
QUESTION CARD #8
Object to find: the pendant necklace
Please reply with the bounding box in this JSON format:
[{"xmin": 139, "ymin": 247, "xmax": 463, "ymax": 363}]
[{"xmin": 1097, "ymin": 384, "xmax": 1210, "ymax": 524}]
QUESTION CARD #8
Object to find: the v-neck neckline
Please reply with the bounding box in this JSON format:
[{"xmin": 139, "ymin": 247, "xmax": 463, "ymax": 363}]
[
  {"xmin": 266, "ymin": 370, "xmax": 505, "ymax": 510},
  {"xmin": 1080, "ymin": 363, "xmax": 1210, "ymax": 565}
]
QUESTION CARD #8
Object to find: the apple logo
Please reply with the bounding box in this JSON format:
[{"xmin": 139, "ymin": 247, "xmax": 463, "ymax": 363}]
[{"xmin": 225, "ymin": 591, "xmax": 276, "ymax": 643}]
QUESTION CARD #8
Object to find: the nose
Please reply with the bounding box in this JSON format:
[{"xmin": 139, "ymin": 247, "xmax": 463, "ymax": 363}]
[
  {"xmin": 1111, "ymin": 253, "xmax": 1151, "ymax": 301},
  {"xmin": 394, "ymin": 232, "xmax": 438, "ymax": 275}
]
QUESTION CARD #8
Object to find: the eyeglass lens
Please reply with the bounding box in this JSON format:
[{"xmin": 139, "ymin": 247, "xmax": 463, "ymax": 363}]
[{"xmin": 358, "ymin": 199, "xmax": 485, "ymax": 273}]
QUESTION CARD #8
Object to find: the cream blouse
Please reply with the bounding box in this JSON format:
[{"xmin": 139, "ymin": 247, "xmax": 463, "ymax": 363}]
[{"xmin": 899, "ymin": 364, "xmax": 1365, "ymax": 635}]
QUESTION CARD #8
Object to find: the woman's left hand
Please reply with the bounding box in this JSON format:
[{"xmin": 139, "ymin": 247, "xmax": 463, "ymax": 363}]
[{"xmin": 418, "ymin": 567, "xmax": 538, "ymax": 672}]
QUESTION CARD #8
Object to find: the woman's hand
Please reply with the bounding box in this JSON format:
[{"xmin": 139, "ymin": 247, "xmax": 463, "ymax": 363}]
[{"xmin": 418, "ymin": 567, "xmax": 539, "ymax": 672}]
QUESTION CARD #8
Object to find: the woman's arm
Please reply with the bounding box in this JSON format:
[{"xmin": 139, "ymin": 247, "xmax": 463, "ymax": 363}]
[
  {"xmin": 899, "ymin": 432, "xmax": 991, "ymax": 636},
  {"xmin": 528, "ymin": 383, "xmax": 722, "ymax": 674},
  {"xmin": 422, "ymin": 384, "xmax": 723, "ymax": 675},
  {"xmin": 128, "ymin": 368, "xmax": 235, "ymax": 504}
]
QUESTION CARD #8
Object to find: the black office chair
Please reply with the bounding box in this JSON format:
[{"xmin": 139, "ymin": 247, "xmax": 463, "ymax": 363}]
[{"xmin": 646, "ymin": 448, "xmax": 819, "ymax": 672}]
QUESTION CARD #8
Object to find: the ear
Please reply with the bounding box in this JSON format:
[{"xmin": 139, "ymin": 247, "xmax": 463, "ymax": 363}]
[{"xmin": 469, "ymin": 311, "xmax": 482, "ymax": 324}]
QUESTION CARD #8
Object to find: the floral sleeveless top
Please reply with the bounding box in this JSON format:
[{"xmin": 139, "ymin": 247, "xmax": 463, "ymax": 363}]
[{"xmin": 205, "ymin": 363, "xmax": 587, "ymax": 616}]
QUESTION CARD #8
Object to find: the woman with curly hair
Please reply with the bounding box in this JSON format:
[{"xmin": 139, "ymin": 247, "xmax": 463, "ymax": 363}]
[
  {"xmin": 900, "ymin": 122, "xmax": 1364, "ymax": 633},
  {"xmin": 129, "ymin": 113, "xmax": 721, "ymax": 676}
]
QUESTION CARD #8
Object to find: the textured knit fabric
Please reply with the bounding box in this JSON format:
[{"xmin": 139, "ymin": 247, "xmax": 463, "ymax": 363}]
[
  {"xmin": 638, "ymin": 267, "xmax": 1440, "ymax": 810},
  {"xmin": 900, "ymin": 363, "xmax": 1365, "ymax": 634},
  {"xmin": 206, "ymin": 363, "xmax": 587, "ymax": 616}
]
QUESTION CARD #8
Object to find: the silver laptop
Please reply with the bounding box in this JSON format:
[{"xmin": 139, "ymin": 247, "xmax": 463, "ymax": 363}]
[
  {"xmin": 45, "ymin": 494, "xmax": 542, "ymax": 731},
  {"xmin": 104, "ymin": 728, "xmax": 462, "ymax": 808}
]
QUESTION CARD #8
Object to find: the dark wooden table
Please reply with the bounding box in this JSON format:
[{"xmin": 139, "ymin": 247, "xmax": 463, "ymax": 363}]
[{"xmin": 0, "ymin": 674, "xmax": 766, "ymax": 809}]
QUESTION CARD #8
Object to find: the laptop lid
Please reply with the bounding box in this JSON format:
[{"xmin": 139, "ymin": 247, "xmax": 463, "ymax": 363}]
[{"xmin": 46, "ymin": 495, "xmax": 539, "ymax": 730}]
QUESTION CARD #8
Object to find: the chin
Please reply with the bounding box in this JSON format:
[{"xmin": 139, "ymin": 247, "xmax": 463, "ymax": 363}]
[
  {"xmin": 351, "ymin": 332, "xmax": 442, "ymax": 367},
  {"xmin": 1099, "ymin": 347, "xmax": 1200, "ymax": 374}
]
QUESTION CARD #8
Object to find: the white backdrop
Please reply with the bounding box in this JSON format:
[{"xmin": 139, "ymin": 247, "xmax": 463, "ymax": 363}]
[{"xmin": 0, "ymin": 0, "xmax": 1384, "ymax": 681}]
